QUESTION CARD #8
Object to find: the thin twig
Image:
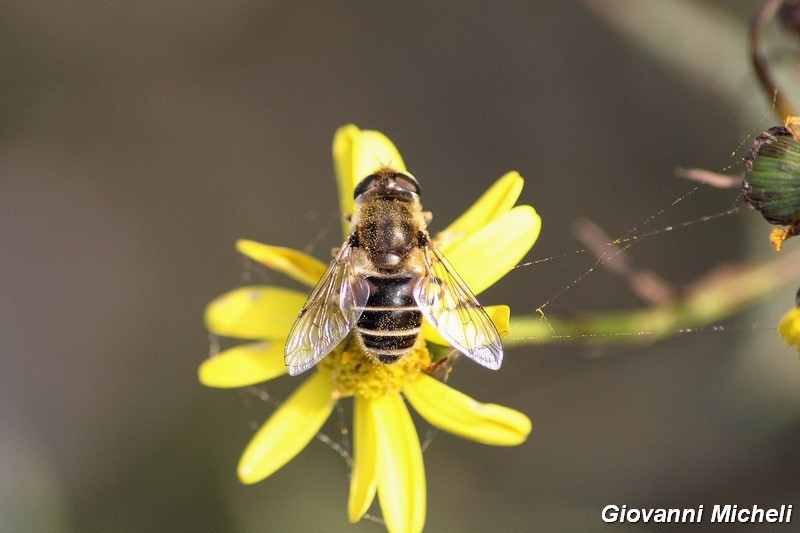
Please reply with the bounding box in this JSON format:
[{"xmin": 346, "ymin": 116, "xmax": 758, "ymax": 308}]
[
  {"xmin": 751, "ymin": 0, "xmax": 798, "ymax": 118},
  {"xmin": 572, "ymin": 218, "xmax": 677, "ymax": 305},
  {"xmin": 675, "ymin": 167, "xmax": 743, "ymax": 189}
]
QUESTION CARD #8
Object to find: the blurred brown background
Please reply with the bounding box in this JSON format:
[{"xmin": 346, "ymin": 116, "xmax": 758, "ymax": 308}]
[{"xmin": 3, "ymin": 1, "xmax": 799, "ymax": 531}]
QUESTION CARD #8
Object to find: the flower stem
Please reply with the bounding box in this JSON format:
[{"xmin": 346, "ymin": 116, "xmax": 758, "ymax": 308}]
[{"xmin": 507, "ymin": 247, "xmax": 800, "ymax": 345}]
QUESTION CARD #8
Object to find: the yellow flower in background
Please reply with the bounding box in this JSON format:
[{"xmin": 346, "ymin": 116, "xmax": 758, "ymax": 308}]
[
  {"xmin": 779, "ymin": 306, "xmax": 800, "ymax": 351},
  {"xmin": 199, "ymin": 125, "xmax": 541, "ymax": 533}
]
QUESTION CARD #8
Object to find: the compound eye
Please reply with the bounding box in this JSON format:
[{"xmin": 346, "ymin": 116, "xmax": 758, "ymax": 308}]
[
  {"xmin": 353, "ymin": 174, "xmax": 380, "ymax": 199},
  {"xmin": 394, "ymin": 172, "xmax": 421, "ymax": 196}
]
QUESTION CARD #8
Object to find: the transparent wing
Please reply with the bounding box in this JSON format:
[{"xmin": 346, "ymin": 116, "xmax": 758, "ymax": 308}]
[
  {"xmin": 284, "ymin": 240, "xmax": 368, "ymax": 376},
  {"xmin": 413, "ymin": 240, "xmax": 503, "ymax": 370}
]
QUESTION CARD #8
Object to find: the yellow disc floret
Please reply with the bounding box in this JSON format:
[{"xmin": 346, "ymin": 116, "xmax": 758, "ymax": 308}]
[{"xmin": 318, "ymin": 338, "xmax": 432, "ymax": 400}]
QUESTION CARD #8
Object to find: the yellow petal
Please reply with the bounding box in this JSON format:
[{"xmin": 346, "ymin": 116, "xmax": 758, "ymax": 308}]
[
  {"xmin": 334, "ymin": 124, "xmax": 361, "ymax": 236},
  {"xmin": 439, "ymin": 205, "xmax": 541, "ymax": 296},
  {"xmin": 435, "ymin": 171, "xmax": 524, "ymax": 249},
  {"xmin": 373, "ymin": 393, "xmax": 425, "ymax": 533},
  {"xmin": 422, "ymin": 304, "xmax": 510, "ymax": 346},
  {"xmin": 403, "ymin": 374, "xmax": 531, "ymax": 446},
  {"xmin": 352, "ymin": 129, "xmax": 406, "ymax": 182},
  {"xmin": 333, "ymin": 124, "xmax": 407, "ymax": 237},
  {"xmin": 236, "ymin": 239, "xmax": 326, "ymax": 288},
  {"xmin": 778, "ymin": 307, "xmax": 800, "ymax": 349},
  {"xmin": 204, "ymin": 286, "xmax": 306, "ymax": 340},
  {"xmin": 237, "ymin": 372, "xmax": 336, "ymax": 484},
  {"xmin": 348, "ymin": 396, "xmax": 379, "ymax": 523},
  {"xmin": 488, "ymin": 304, "xmax": 511, "ymax": 337},
  {"xmin": 198, "ymin": 341, "xmax": 287, "ymax": 388}
]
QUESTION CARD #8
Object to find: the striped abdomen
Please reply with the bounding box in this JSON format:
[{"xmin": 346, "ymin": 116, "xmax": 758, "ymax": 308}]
[{"xmin": 356, "ymin": 276, "xmax": 422, "ymax": 363}]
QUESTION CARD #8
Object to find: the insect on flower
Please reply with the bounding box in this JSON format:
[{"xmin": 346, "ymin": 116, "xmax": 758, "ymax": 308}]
[
  {"xmin": 200, "ymin": 125, "xmax": 538, "ymax": 533},
  {"xmin": 284, "ymin": 168, "xmax": 503, "ymax": 375}
]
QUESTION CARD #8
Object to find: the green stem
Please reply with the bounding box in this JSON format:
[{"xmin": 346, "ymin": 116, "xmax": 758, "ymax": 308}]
[{"xmin": 506, "ymin": 247, "xmax": 800, "ymax": 345}]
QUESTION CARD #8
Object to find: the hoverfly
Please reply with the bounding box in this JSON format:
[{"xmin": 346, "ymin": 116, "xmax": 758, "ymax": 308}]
[{"xmin": 284, "ymin": 169, "xmax": 503, "ymax": 376}]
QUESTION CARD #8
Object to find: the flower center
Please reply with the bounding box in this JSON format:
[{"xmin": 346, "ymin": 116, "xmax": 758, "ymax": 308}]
[{"xmin": 318, "ymin": 336, "xmax": 432, "ymax": 399}]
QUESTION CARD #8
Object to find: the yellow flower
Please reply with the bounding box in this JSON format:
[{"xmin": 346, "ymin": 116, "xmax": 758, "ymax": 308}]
[
  {"xmin": 199, "ymin": 125, "xmax": 541, "ymax": 533},
  {"xmin": 779, "ymin": 306, "xmax": 800, "ymax": 350}
]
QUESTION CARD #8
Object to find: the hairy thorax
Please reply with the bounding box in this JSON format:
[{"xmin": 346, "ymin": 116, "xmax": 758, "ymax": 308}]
[{"xmin": 357, "ymin": 198, "xmax": 419, "ymax": 271}]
